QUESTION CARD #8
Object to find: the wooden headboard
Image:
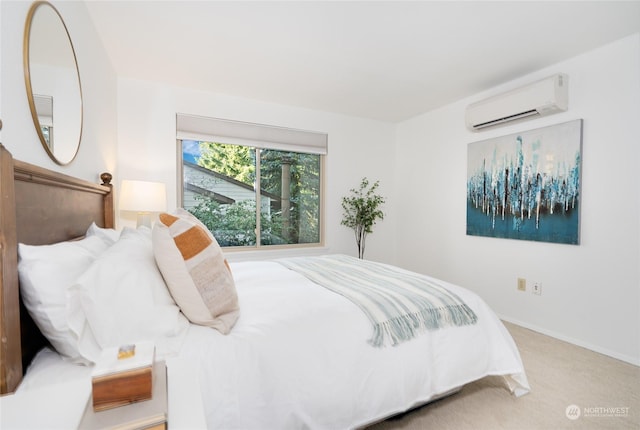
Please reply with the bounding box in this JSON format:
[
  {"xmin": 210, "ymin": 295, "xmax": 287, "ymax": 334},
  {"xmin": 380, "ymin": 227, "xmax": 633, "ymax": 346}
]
[{"xmin": 0, "ymin": 144, "xmax": 114, "ymax": 394}]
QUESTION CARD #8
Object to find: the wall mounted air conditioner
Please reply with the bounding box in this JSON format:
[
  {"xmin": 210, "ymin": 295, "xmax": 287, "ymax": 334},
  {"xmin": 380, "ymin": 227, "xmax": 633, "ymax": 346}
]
[{"xmin": 465, "ymin": 73, "xmax": 568, "ymax": 131}]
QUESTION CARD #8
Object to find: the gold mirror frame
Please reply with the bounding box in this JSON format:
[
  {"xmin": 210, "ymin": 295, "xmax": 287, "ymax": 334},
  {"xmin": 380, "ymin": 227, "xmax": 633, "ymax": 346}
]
[{"xmin": 24, "ymin": 1, "xmax": 83, "ymax": 166}]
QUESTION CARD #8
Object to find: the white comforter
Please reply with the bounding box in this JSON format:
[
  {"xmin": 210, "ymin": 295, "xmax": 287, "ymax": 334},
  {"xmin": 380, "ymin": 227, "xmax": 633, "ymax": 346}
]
[{"xmin": 177, "ymin": 260, "xmax": 530, "ymax": 429}]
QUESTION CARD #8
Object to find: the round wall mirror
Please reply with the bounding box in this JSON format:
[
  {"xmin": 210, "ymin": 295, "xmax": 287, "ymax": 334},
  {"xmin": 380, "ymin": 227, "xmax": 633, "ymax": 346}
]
[{"xmin": 24, "ymin": 1, "xmax": 83, "ymax": 166}]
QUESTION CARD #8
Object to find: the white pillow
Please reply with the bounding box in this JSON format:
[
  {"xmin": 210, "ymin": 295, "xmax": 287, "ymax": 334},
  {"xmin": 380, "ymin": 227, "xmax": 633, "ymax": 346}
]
[
  {"xmin": 68, "ymin": 227, "xmax": 189, "ymax": 364},
  {"xmin": 153, "ymin": 208, "xmax": 239, "ymax": 334},
  {"xmin": 18, "ymin": 234, "xmax": 112, "ymax": 361},
  {"xmin": 86, "ymin": 222, "xmax": 121, "ymax": 246}
]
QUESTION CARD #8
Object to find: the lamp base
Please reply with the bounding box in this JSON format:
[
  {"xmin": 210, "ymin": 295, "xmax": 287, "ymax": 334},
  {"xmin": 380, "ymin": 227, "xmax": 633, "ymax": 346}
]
[{"xmin": 136, "ymin": 212, "xmax": 152, "ymax": 228}]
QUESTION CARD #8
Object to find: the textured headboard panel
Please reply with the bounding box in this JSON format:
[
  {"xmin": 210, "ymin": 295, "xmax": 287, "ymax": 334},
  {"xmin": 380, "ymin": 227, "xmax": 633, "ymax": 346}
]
[{"xmin": 0, "ymin": 144, "xmax": 114, "ymax": 394}]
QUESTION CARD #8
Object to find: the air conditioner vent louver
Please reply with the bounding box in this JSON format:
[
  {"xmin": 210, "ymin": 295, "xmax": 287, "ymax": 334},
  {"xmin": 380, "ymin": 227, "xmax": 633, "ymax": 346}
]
[{"xmin": 466, "ymin": 74, "xmax": 568, "ymax": 131}]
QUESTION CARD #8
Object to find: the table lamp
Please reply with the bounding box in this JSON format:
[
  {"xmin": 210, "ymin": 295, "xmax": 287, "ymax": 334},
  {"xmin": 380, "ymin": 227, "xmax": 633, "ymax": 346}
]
[{"xmin": 119, "ymin": 179, "xmax": 167, "ymax": 227}]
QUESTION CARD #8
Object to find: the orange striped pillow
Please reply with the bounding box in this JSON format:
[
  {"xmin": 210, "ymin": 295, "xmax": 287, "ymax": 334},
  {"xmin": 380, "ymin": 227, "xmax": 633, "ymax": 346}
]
[{"xmin": 152, "ymin": 208, "xmax": 239, "ymax": 333}]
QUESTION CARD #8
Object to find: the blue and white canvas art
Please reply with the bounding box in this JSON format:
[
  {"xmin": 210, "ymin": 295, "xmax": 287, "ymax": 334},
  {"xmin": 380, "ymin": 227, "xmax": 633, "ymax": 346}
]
[{"xmin": 467, "ymin": 119, "xmax": 583, "ymax": 245}]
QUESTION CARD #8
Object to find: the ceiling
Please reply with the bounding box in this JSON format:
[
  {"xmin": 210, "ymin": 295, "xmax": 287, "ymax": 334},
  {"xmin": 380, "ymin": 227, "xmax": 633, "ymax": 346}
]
[{"xmin": 84, "ymin": 1, "xmax": 640, "ymax": 123}]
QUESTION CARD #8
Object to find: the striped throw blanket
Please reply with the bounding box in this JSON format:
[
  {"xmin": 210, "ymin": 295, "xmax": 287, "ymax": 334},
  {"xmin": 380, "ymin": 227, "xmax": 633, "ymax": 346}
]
[{"xmin": 278, "ymin": 254, "xmax": 477, "ymax": 347}]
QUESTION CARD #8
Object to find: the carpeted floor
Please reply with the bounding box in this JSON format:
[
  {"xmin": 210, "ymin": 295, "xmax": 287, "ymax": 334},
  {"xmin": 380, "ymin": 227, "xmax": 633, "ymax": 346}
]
[{"xmin": 368, "ymin": 322, "xmax": 640, "ymax": 430}]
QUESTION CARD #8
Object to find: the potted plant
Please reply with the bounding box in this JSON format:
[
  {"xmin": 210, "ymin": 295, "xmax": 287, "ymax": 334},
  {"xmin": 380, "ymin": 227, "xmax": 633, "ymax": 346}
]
[{"xmin": 341, "ymin": 178, "xmax": 385, "ymax": 259}]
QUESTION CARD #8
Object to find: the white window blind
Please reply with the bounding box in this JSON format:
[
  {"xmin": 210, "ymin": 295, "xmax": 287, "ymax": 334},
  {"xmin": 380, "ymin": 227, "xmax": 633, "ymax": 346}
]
[
  {"xmin": 35, "ymin": 94, "xmax": 53, "ymax": 126},
  {"xmin": 176, "ymin": 113, "xmax": 328, "ymax": 155}
]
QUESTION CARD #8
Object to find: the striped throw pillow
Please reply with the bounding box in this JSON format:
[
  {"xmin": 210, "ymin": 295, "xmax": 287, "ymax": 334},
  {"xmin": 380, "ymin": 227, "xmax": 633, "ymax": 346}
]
[{"xmin": 152, "ymin": 208, "xmax": 239, "ymax": 333}]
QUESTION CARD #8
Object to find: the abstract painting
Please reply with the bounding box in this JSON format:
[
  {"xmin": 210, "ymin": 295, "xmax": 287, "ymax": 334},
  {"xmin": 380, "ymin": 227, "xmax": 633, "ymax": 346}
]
[{"xmin": 467, "ymin": 119, "xmax": 583, "ymax": 245}]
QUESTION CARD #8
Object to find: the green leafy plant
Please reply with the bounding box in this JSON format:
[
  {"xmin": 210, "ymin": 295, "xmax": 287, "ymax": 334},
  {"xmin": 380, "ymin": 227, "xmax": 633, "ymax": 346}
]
[{"xmin": 341, "ymin": 178, "xmax": 385, "ymax": 259}]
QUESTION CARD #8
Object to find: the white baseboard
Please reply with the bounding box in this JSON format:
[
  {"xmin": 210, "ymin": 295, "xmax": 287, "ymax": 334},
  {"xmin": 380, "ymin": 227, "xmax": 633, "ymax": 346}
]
[{"xmin": 499, "ymin": 315, "xmax": 640, "ymax": 367}]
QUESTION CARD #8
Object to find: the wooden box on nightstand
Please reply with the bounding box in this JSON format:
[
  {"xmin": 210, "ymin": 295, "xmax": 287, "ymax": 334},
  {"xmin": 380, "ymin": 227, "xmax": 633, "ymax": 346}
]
[
  {"xmin": 90, "ymin": 342, "xmax": 156, "ymax": 412},
  {"xmin": 79, "ymin": 360, "xmax": 167, "ymax": 430}
]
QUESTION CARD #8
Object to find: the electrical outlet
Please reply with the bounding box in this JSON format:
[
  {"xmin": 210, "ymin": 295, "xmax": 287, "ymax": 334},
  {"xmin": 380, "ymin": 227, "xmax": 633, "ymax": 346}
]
[
  {"xmin": 517, "ymin": 278, "xmax": 526, "ymax": 292},
  {"xmin": 533, "ymin": 282, "xmax": 542, "ymax": 295}
]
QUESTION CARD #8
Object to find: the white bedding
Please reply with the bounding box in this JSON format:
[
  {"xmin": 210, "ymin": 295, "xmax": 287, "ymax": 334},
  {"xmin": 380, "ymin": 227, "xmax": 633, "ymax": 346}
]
[
  {"xmin": 17, "ymin": 257, "xmax": 529, "ymax": 429},
  {"xmin": 176, "ymin": 260, "xmax": 530, "ymax": 429}
]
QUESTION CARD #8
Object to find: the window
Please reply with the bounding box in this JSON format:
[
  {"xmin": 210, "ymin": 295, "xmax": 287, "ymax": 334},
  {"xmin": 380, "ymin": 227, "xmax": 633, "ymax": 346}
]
[{"xmin": 177, "ymin": 115, "xmax": 326, "ymax": 249}]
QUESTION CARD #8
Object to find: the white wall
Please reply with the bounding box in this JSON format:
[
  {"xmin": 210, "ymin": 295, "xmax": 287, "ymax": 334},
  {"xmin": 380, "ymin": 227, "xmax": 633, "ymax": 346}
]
[
  {"xmin": 116, "ymin": 78, "xmax": 397, "ymax": 262},
  {"xmin": 395, "ymin": 34, "xmax": 640, "ymax": 365},
  {"xmin": 0, "ymin": 2, "xmax": 3, "ymax": 129},
  {"xmin": 0, "ymin": 0, "xmax": 117, "ymax": 181}
]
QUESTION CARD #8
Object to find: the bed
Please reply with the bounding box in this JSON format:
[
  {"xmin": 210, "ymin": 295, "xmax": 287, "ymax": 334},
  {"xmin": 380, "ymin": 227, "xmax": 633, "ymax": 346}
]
[{"xmin": 0, "ymin": 144, "xmax": 529, "ymax": 429}]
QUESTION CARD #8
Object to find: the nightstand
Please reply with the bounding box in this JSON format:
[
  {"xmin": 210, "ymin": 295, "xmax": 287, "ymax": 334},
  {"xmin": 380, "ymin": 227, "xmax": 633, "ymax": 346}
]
[
  {"xmin": 79, "ymin": 361, "xmax": 168, "ymax": 429},
  {"xmin": 165, "ymin": 357, "xmax": 207, "ymax": 429},
  {"xmin": 0, "ymin": 357, "xmax": 206, "ymax": 429},
  {"xmin": 0, "ymin": 379, "xmax": 89, "ymax": 429}
]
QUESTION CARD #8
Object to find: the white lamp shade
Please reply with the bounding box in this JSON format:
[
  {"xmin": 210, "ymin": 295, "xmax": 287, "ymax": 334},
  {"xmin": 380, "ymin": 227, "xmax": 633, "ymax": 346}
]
[{"xmin": 119, "ymin": 179, "xmax": 167, "ymax": 213}]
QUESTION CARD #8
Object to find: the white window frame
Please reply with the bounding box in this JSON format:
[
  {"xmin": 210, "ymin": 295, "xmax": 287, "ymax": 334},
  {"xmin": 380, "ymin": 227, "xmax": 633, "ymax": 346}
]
[{"xmin": 176, "ymin": 114, "xmax": 327, "ymax": 251}]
